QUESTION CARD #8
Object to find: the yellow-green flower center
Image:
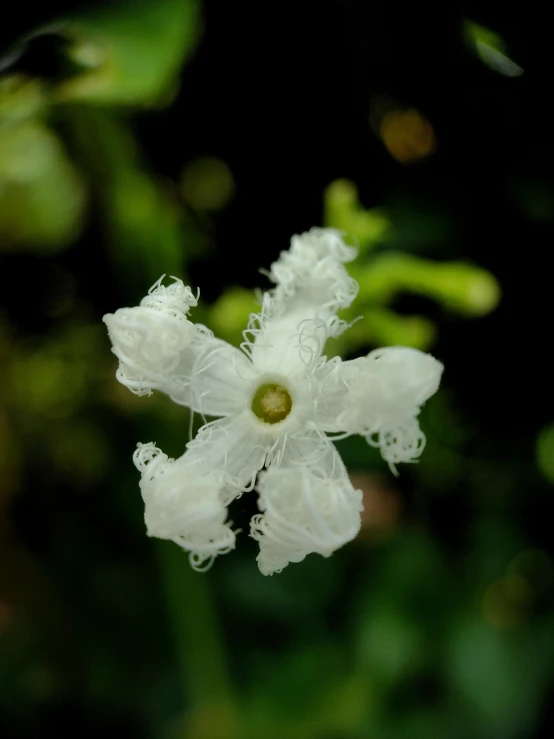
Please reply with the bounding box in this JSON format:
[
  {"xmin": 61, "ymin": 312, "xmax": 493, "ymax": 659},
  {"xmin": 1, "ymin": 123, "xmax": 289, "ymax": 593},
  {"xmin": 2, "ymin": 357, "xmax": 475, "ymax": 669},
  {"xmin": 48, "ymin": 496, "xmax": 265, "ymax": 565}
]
[{"xmin": 251, "ymin": 383, "xmax": 292, "ymax": 424}]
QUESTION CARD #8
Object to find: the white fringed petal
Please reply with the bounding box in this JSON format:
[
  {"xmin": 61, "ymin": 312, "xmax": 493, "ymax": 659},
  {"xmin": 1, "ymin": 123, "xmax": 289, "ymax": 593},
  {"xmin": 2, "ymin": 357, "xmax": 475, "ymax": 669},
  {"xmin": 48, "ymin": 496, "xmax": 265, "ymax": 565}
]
[
  {"xmin": 268, "ymin": 426, "xmax": 342, "ymax": 474},
  {"xmin": 251, "ymin": 442, "xmax": 363, "ymax": 575},
  {"xmin": 133, "ymin": 442, "xmax": 235, "ymax": 571},
  {"xmin": 140, "ymin": 275, "xmax": 198, "ymax": 315},
  {"xmin": 103, "ymin": 276, "xmax": 197, "ymax": 397},
  {"xmin": 245, "ymin": 296, "xmax": 332, "ymax": 376},
  {"xmin": 315, "ymin": 346, "xmax": 443, "ymax": 467},
  {"xmin": 366, "ymin": 416, "xmax": 426, "ymax": 469},
  {"xmin": 104, "ymin": 275, "xmax": 254, "ymax": 415},
  {"xmin": 269, "ymin": 228, "xmax": 358, "ymax": 309},
  {"xmin": 247, "ymin": 229, "xmax": 358, "ymax": 376},
  {"xmin": 185, "ymin": 411, "xmax": 274, "ymax": 500},
  {"xmin": 269, "ymin": 228, "xmax": 357, "ymax": 302},
  {"xmin": 171, "ymin": 327, "xmax": 255, "ymax": 416}
]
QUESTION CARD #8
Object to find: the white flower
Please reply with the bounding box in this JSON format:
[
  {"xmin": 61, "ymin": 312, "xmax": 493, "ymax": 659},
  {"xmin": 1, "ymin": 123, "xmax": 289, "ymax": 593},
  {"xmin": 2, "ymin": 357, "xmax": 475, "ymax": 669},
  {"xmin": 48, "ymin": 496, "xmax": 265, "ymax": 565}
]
[
  {"xmin": 103, "ymin": 227, "xmax": 443, "ymax": 574},
  {"xmin": 251, "ymin": 463, "xmax": 364, "ymax": 576},
  {"xmin": 103, "ymin": 276, "xmax": 198, "ymax": 397}
]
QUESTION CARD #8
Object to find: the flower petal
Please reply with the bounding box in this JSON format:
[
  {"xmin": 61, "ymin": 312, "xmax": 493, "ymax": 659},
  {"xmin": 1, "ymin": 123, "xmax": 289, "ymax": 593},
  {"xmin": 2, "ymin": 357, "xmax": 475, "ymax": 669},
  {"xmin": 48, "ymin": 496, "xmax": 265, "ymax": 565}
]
[
  {"xmin": 133, "ymin": 442, "xmax": 235, "ymax": 571},
  {"xmin": 185, "ymin": 411, "xmax": 274, "ymax": 499},
  {"xmin": 268, "ymin": 426, "xmax": 342, "ymax": 473},
  {"xmin": 315, "ymin": 346, "xmax": 443, "ymax": 466},
  {"xmin": 171, "ymin": 327, "xmax": 255, "ymax": 416},
  {"xmin": 103, "ymin": 276, "xmax": 197, "ymax": 397},
  {"xmin": 104, "ymin": 276, "xmax": 254, "ymax": 416},
  {"xmin": 246, "ymin": 229, "xmax": 359, "ymax": 375},
  {"xmin": 251, "ymin": 436, "xmax": 363, "ymax": 575},
  {"xmin": 269, "ymin": 227, "xmax": 358, "ymax": 310}
]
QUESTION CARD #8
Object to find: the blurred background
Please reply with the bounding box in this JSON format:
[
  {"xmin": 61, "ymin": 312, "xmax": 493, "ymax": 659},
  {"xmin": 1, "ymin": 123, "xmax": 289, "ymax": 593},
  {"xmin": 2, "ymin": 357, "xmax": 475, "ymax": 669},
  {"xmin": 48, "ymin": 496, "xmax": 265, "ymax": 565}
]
[{"xmin": 1, "ymin": 1, "xmax": 554, "ymax": 737}]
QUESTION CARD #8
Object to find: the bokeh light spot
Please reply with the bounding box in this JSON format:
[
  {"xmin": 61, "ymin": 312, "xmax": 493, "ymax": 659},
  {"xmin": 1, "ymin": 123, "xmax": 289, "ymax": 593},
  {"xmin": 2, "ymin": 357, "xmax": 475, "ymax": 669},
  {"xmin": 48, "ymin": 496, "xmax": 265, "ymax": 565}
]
[{"xmin": 379, "ymin": 108, "xmax": 437, "ymax": 164}]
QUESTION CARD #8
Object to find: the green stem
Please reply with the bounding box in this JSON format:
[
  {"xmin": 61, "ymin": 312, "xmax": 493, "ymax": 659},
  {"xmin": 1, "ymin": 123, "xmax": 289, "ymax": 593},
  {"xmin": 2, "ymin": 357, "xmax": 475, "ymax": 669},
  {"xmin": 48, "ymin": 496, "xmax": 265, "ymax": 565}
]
[{"xmin": 157, "ymin": 541, "xmax": 239, "ymax": 739}]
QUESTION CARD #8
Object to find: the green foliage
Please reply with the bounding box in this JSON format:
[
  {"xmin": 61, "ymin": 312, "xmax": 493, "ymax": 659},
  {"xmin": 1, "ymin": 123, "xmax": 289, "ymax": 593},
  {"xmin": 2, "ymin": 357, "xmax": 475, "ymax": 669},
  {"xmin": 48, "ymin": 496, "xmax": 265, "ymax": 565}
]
[
  {"xmin": 209, "ymin": 179, "xmax": 501, "ymax": 356},
  {"xmin": 66, "ymin": 106, "xmax": 191, "ymax": 285},
  {"xmin": 324, "ymin": 179, "xmax": 390, "ymax": 254},
  {"xmin": 0, "ymin": 77, "xmax": 86, "ymax": 252},
  {"xmin": 324, "ymin": 179, "xmax": 501, "ymax": 355},
  {"xmin": 24, "ymin": 0, "xmax": 200, "ymax": 106},
  {"xmin": 1, "ymin": 0, "xmax": 200, "ymax": 257},
  {"xmin": 536, "ymin": 424, "xmax": 554, "ymax": 484},
  {"xmin": 464, "ymin": 20, "xmax": 523, "ymax": 78}
]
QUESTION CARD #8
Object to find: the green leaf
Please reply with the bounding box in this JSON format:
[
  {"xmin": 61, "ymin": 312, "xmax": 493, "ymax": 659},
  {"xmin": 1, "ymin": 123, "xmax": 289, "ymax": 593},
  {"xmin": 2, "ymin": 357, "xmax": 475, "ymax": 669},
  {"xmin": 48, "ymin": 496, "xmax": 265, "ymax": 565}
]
[
  {"xmin": 324, "ymin": 179, "xmax": 390, "ymax": 254},
  {"xmin": 208, "ymin": 288, "xmax": 257, "ymax": 347},
  {"xmin": 66, "ymin": 107, "xmax": 191, "ymax": 286},
  {"xmin": 464, "ymin": 20, "xmax": 523, "ymax": 78},
  {"xmin": 0, "ymin": 118, "xmax": 86, "ymax": 253},
  {"xmin": 536, "ymin": 424, "xmax": 554, "ymax": 484},
  {"xmin": 38, "ymin": 0, "xmax": 200, "ymax": 105},
  {"xmin": 354, "ymin": 253, "xmax": 501, "ymax": 317}
]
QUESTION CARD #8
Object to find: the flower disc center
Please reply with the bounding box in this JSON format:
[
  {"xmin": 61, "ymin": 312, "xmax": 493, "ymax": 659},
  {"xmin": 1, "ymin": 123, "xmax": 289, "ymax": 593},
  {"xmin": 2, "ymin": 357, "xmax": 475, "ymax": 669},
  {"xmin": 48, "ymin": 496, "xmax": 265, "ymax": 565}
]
[{"xmin": 252, "ymin": 383, "xmax": 292, "ymax": 424}]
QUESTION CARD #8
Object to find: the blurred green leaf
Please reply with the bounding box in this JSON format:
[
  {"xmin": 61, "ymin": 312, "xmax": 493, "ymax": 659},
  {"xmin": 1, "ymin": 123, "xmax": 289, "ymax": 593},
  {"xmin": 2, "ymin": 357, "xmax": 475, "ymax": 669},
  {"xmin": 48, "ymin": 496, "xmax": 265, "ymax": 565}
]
[
  {"xmin": 0, "ymin": 75, "xmax": 45, "ymax": 124},
  {"xmin": 5, "ymin": 322, "xmax": 103, "ymax": 421},
  {"xmin": 208, "ymin": 287, "xmax": 257, "ymax": 348},
  {"xmin": 66, "ymin": 107, "xmax": 192, "ymax": 285},
  {"xmin": 245, "ymin": 645, "xmax": 365, "ymax": 739},
  {"xmin": 536, "ymin": 423, "xmax": 554, "ymax": 484},
  {"xmin": 464, "ymin": 20, "xmax": 523, "ymax": 77},
  {"xmin": 324, "ymin": 179, "xmax": 453, "ymax": 256},
  {"xmin": 353, "ymin": 253, "xmax": 501, "ymax": 317},
  {"xmin": 365, "ymin": 307, "xmax": 434, "ymax": 349},
  {"xmin": 447, "ymin": 612, "xmax": 554, "ymax": 738},
  {"xmin": 358, "ymin": 601, "xmax": 425, "ymax": 687},
  {"xmin": 326, "ymin": 307, "xmax": 435, "ymax": 359},
  {"xmin": 324, "ymin": 179, "xmax": 390, "ymax": 254},
  {"xmin": 0, "ymin": 78, "xmax": 86, "ymax": 252},
  {"xmin": 51, "ymin": 0, "xmax": 200, "ymax": 105}
]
